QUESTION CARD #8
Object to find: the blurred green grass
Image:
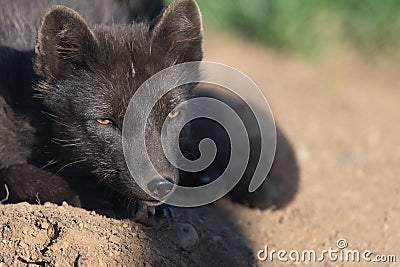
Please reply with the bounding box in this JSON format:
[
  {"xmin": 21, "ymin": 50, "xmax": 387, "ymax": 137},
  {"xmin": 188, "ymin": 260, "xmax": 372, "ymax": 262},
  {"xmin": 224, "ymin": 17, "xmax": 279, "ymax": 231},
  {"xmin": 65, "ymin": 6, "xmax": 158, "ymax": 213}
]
[{"xmin": 168, "ymin": 0, "xmax": 400, "ymax": 57}]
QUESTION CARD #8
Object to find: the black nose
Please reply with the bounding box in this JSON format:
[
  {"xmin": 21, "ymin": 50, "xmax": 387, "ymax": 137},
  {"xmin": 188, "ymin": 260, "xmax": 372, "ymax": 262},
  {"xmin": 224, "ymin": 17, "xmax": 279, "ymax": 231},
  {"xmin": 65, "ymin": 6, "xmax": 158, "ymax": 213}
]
[{"xmin": 147, "ymin": 177, "xmax": 175, "ymax": 199}]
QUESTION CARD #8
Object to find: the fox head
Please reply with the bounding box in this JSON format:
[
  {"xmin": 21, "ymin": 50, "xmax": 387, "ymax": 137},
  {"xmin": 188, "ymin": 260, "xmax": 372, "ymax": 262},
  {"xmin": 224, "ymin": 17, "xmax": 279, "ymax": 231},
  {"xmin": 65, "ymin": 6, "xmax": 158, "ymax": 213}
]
[{"xmin": 33, "ymin": 0, "xmax": 203, "ymax": 204}]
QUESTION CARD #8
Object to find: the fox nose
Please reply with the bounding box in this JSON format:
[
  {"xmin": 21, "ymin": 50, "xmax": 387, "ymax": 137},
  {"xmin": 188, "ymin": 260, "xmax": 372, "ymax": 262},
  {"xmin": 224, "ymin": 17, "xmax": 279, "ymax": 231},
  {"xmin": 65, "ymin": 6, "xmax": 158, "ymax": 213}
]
[{"xmin": 147, "ymin": 177, "xmax": 175, "ymax": 199}]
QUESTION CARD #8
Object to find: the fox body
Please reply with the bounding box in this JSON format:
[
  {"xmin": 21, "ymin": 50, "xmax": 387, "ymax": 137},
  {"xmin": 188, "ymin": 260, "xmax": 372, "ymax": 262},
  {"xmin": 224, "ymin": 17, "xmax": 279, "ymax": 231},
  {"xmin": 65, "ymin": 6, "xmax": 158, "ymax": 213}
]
[
  {"xmin": 0, "ymin": 0, "xmax": 202, "ymax": 214},
  {"xmin": 0, "ymin": 0, "xmax": 298, "ymax": 218}
]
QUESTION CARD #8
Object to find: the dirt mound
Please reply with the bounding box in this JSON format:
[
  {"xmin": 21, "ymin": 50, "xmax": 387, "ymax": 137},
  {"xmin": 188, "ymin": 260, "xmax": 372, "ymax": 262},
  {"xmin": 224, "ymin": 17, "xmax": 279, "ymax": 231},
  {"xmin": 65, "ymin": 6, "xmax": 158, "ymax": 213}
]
[{"xmin": 0, "ymin": 201, "xmax": 256, "ymax": 266}]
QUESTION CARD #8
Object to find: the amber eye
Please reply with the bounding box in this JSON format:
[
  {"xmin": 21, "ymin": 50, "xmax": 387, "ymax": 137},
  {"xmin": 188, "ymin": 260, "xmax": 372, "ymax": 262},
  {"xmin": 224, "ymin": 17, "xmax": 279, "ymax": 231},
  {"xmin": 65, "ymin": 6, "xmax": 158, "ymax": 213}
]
[
  {"xmin": 96, "ymin": 118, "xmax": 112, "ymax": 125},
  {"xmin": 168, "ymin": 110, "xmax": 180, "ymax": 119}
]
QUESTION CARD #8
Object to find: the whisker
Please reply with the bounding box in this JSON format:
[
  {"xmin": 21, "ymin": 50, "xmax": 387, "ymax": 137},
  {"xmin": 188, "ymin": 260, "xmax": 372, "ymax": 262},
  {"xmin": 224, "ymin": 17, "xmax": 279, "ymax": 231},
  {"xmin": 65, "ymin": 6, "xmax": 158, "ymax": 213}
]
[
  {"xmin": 41, "ymin": 111, "xmax": 73, "ymax": 128},
  {"xmin": 53, "ymin": 158, "xmax": 87, "ymax": 176},
  {"xmin": 41, "ymin": 159, "xmax": 58, "ymax": 169}
]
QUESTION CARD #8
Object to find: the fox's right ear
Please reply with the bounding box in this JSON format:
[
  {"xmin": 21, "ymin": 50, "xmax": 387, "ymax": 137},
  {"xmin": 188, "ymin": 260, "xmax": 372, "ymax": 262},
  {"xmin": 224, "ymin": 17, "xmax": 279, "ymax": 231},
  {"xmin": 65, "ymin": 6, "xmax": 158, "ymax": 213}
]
[
  {"xmin": 34, "ymin": 6, "xmax": 98, "ymax": 79},
  {"xmin": 151, "ymin": 0, "xmax": 203, "ymax": 63}
]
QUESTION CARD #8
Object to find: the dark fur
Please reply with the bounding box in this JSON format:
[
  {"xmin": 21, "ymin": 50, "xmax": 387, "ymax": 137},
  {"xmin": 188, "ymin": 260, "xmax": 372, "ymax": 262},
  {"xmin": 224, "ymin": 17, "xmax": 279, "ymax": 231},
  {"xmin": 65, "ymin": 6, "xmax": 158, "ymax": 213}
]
[
  {"xmin": 0, "ymin": 0, "xmax": 299, "ymax": 214},
  {"xmin": 119, "ymin": 0, "xmax": 164, "ymax": 22},
  {"xmin": 0, "ymin": 0, "xmax": 203, "ymax": 209}
]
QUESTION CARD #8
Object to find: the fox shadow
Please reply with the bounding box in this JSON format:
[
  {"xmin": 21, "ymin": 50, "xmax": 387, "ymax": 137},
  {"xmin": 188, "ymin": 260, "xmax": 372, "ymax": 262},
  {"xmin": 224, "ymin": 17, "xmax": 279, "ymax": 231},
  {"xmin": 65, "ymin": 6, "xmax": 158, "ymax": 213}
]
[
  {"xmin": 180, "ymin": 84, "xmax": 299, "ymax": 209},
  {"xmin": 138, "ymin": 84, "xmax": 300, "ymax": 266}
]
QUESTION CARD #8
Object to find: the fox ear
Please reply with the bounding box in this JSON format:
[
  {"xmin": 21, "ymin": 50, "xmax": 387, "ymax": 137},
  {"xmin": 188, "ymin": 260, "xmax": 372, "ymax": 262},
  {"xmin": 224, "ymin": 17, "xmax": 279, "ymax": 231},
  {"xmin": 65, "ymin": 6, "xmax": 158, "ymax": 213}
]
[
  {"xmin": 151, "ymin": 0, "xmax": 203, "ymax": 63},
  {"xmin": 34, "ymin": 6, "xmax": 98, "ymax": 79}
]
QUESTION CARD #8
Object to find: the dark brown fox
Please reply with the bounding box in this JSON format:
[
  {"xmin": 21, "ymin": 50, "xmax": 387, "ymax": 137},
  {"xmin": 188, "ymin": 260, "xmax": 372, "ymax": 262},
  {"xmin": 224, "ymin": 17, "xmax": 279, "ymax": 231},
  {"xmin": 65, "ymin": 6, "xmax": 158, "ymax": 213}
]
[
  {"xmin": 0, "ymin": 0, "xmax": 202, "ymax": 223},
  {"xmin": 0, "ymin": 0, "xmax": 299, "ymax": 224}
]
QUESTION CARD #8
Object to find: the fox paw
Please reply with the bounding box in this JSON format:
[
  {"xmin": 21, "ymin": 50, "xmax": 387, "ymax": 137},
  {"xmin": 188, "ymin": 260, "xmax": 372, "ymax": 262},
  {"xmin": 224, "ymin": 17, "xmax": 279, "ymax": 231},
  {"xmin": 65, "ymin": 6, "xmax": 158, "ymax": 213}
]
[{"xmin": 130, "ymin": 203, "xmax": 174, "ymax": 229}]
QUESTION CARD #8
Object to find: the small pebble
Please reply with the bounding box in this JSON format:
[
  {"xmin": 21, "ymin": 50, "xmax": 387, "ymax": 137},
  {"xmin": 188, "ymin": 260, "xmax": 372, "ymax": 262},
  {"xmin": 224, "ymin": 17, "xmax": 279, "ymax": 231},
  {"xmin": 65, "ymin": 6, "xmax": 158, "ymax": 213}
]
[
  {"xmin": 43, "ymin": 202, "xmax": 53, "ymax": 208},
  {"xmin": 173, "ymin": 223, "xmax": 199, "ymax": 249},
  {"xmin": 138, "ymin": 232, "xmax": 147, "ymax": 239}
]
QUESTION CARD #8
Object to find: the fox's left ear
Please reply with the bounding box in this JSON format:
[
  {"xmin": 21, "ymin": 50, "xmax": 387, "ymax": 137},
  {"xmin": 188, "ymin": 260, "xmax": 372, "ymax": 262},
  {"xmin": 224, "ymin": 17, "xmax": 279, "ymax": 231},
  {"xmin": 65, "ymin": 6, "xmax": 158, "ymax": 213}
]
[
  {"xmin": 34, "ymin": 6, "xmax": 98, "ymax": 79},
  {"xmin": 151, "ymin": 0, "xmax": 203, "ymax": 62}
]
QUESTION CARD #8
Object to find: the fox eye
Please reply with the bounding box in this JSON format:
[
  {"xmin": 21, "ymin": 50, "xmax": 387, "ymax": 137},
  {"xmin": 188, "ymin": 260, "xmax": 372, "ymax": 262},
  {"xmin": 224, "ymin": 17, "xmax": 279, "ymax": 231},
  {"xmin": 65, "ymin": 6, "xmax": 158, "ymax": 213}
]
[
  {"xmin": 96, "ymin": 118, "xmax": 112, "ymax": 125},
  {"xmin": 168, "ymin": 110, "xmax": 180, "ymax": 119}
]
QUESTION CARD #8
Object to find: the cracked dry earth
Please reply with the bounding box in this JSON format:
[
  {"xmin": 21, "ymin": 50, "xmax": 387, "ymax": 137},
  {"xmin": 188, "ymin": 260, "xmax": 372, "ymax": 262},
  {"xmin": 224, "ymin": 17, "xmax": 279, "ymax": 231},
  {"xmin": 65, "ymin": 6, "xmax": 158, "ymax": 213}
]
[{"xmin": 1, "ymin": 31, "xmax": 400, "ymax": 266}]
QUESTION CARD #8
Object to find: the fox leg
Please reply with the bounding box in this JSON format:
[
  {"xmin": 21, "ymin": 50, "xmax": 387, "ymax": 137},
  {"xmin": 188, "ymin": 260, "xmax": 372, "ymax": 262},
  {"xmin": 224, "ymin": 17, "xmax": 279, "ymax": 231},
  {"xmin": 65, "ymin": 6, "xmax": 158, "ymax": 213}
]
[{"xmin": 0, "ymin": 96, "xmax": 80, "ymax": 206}]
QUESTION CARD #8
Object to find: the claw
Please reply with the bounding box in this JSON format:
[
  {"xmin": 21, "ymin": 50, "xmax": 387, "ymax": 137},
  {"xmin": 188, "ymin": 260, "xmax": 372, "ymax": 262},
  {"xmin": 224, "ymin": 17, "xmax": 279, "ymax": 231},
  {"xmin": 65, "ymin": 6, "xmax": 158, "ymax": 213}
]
[
  {"xmin": 131, "ymin": 202, "xmax": 174, "ymax": 229},
  {"xmin": 147, "ymin": 205, "xmax": 156, "ymax": 216}
]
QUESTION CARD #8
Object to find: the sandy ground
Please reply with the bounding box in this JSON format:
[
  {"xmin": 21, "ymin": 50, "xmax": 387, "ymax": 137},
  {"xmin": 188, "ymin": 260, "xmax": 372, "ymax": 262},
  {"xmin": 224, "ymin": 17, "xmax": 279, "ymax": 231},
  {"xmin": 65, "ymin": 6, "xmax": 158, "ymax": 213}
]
[{"xmin": 1, "ymin": 31, "xmax": 399, "ymax": 266}]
